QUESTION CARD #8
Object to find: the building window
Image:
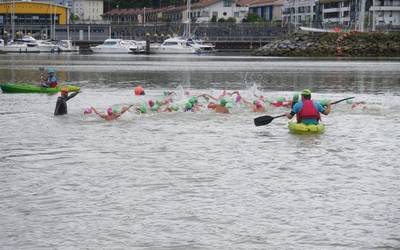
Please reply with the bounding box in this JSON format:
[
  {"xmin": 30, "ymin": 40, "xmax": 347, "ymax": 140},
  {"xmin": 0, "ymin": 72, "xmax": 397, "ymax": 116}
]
[
  {"xmin": 234, "ymin": 11, "xmax": 239, "ymax": 17},
  {"xmin": 223, "ymin": 0, "xmax": 232, "ymax": 7},
  {"xmin": 212, "ymin": 11, "xmax": 218, "ymax": 18}
]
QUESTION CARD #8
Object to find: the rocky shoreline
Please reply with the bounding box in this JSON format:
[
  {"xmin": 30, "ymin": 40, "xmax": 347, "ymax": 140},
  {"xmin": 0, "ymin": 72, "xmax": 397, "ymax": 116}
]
[{"xmin": 253, "ymin": 32, "xmax": 400, "ymax": 57}]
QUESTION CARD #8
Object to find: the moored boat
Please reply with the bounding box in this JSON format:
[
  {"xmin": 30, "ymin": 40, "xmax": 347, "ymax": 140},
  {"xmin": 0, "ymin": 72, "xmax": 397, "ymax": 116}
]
[
  {"xmin": 288, "ymin": 122, "xmax": 325, "ymax": 134},
  {"xmin": 1, "ymin": 83, "xmax": 80, "ymax": 94}
]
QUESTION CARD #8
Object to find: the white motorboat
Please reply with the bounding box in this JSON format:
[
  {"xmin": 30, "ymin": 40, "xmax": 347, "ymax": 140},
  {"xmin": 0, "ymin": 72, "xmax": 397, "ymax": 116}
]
[
  {"xmin": 37, "ymin": 39, "xmax": 60, "ymax": 52},
  {"xmin": 127, "ymin": 40, "xmax": 146, "ymax": 53},
  {"xmin": 91, "ymin": 39, "xmax": 134, "ymax": 53},
  {"xmin": 185, "ymin": 37, "xmax": 216, "ymax": 53},
  {"xmin": 0, "ymin": 36, "xmax": 40, "ymax": 53},
  {"xmin": 151, "ymin": 37, "xmax": 199, "ymax": 54},
  {"xmin": 57, "ymin": 40, "xmax": 79, "ymax": 52}
]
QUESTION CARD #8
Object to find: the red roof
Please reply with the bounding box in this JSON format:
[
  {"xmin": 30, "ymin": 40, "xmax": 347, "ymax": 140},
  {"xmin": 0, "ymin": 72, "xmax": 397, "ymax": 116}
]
[{"xmin": 237, "ymin": 0, "xmax": 283, "ymax": 7}]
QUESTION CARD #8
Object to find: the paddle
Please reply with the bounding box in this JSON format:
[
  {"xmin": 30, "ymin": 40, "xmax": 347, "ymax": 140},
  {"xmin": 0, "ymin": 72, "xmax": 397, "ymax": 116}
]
[{"xmin": 254, "ymin": 97, "xmax": 355, "ymax": 127}]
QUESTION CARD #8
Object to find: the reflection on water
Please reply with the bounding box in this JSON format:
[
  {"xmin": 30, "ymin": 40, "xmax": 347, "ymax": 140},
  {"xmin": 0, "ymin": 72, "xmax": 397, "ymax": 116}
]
[
  {"xmin": 1, "ymin": 54, "xmax": 400, "ymax": 94},
  {"xmin": 0, "ymin": 54, "xmax": 399, "ymax": 249}
]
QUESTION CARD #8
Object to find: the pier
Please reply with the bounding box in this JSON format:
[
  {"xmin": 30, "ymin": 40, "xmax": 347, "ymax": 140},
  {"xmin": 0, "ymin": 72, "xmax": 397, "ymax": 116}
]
[{"xmin": 2, "ymin": 23, "xmax": 286, "ymax": 52}]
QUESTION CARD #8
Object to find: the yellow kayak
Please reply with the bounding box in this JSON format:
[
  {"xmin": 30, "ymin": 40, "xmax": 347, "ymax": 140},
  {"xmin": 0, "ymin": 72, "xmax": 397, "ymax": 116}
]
[{"xmin": 288, "ymin": 122, "xmax": 325, "ymax": 134}]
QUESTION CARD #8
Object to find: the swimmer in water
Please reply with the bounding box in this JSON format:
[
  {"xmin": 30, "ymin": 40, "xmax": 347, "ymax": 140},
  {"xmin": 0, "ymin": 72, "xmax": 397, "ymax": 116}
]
[{"xmin": 91, "ymin": 105, "xmax": 133, "ymax": 121}]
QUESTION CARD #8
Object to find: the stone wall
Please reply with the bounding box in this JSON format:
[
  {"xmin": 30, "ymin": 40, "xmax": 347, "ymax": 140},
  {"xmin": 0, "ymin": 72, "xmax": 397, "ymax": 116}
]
[{"xmin": 253, "ymin": 32, "xmax": 400, "ymax": 57}]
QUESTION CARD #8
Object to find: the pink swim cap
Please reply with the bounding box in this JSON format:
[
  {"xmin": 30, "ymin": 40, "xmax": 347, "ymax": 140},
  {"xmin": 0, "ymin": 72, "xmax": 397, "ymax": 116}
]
[
  {"xmin": 107, "ymin": 107, "xmax": 113, "ymax": 116},
  {"xmin": 235, "ymin": 95, "xmax": 242, "ymax": 103},
  {"xmin": 148, "ymin": 100, "xmax": 155, "ymax": 107},
  {"xmin": 255, "ymin": 100, "xmax": 263, "ymax": 109},
  {"xmin": 84, "ymin": 108, "xmax": 92, "ymax": 115}
]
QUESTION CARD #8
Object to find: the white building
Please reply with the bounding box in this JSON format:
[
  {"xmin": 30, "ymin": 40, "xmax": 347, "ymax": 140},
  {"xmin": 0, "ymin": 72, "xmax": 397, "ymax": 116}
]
[
  {"xmin": 320, "ymin": 0, "xmax": 351, "ymax": 26},
  {"xmin": 73, "ymin": 0, "xmax": 103, "ymax": 21},
  {"xmin": 282, "ymin": 0, "xmax": 316, "ymax": 26},
  {"xmin": 369, "ymin": 0, "xmax": 400, "ymax": 30},
  {"xmin": 189, "ymin": 0, "xmax": 249, "ymax": 23}
]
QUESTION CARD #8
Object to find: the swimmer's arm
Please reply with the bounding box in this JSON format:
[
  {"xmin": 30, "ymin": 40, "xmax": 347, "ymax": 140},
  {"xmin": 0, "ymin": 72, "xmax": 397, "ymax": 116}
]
[
  {"xmin": 91, "ymin": 107, "xmax": 108, "ymax": 119},
  {"xmin": 67, "ymin": 91, "xmax": 79, "ymax": 101}
]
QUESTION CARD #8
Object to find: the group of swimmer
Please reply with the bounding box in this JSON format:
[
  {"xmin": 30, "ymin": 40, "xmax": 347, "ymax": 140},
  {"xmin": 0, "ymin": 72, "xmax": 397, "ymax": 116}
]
[{"xmin": 46, "ymin": 68, "xmax": 365, "ymax": 124}]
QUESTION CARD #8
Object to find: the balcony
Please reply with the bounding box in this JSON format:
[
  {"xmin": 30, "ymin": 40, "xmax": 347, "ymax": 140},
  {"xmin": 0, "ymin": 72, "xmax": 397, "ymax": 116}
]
[{"xmin": 369, "ymin": 6, "xmax": 400, "ymax": 11}]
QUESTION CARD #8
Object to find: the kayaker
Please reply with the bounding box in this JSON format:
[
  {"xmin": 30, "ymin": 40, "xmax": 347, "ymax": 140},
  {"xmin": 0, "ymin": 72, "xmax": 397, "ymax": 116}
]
[
  {"xmin": 42, "ymin": 68, "xmax": 58, "ymax": 88},
  {"xmin": 91, "ymin": 105, "xmax": 133, "ymax": 121},
  {"xmin": 54, "ymin": 87, "xmax": 80, "ymax": 116},
  {"xmin": 285, "ymin": 89, "xmax": 331, "ymax": 125}
]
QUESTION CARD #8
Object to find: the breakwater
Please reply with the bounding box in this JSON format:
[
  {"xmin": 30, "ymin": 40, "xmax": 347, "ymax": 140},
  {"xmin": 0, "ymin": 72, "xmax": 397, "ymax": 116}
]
[{"xmin": 253, "ymin": 32, "xmax": 400, "ymax": 57}]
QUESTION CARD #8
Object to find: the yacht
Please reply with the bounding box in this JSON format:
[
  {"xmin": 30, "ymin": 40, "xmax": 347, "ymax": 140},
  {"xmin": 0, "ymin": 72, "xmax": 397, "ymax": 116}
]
[
  {"xmin": 185, "ymin": 37, "xmax": 216, "ymax": 53},
  {"xmin": 127, "ymin": 40, "xmax": 146, "ymax": 53},
  {"xmin": 56, "ymin": 40, "xmax": 79, "ymax": 52},
  {"xmin": 0, "ymin": 36, "xmax": 40, "ymax": 53},
  {"xmin": 36, "ymin": 39, "xmax": 60, "ymax": 52},
  {"xmin": 91, "ymin": 39, "xmax": 134, "ymax": 53},
  {"xmin": 151, "ymin": 37, "xmax": 200, "ymax": 54}
]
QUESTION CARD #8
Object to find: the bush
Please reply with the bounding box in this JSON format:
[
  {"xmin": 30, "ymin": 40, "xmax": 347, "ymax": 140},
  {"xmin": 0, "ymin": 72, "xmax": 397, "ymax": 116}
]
[
  {"xmin": 243, "ymin": 13, "xmax": 264, "ymax": 22},
  {"xmin": 226, "ymin": 17, "xmax": 236, "ymax": 23}
]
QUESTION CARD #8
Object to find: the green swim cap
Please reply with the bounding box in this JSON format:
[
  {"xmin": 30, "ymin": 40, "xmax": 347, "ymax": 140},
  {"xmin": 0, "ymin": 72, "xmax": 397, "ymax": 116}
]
[
  {"xmin": 155, "ymin": 100, "xmax": 161, "ymax": 106},
  {"xmin": 292, "ymin": 93, "xmax": 299, "ymax": 102},
  {"xmin": 346, "ymin": 99, "xmax": 353, "ymax": 104},
  {"xmin": 139, "ymin": 105, "xmax": 147, "ymax": 114},
  {"xmin": 301, "ymin": 89, "xmax": 312, "ymax": 96},
  {"xmin": 185, "ymin": 102, "xmax": 193, "ymax": 109},
  {"xmin": 220, "ymin": 98, "xmax": 228, "ymax": 107},
  {"xmin": 112, "ymin": 107, "xmax": 120, "ymax": 113},
  {"xmin": 225, "ymin": 102, "xmax": 234, "ymax": 109},
  {"xmin": 189, "ymin": 96, "xmax": 197, "ymax": 105},
  {"xmin": 276, "ymin": 97, "xmax": 285, "ymax": 103},
  {"xmin": 171, "ymin": 104, "xmax": 179, "ymax": 111},
  {"xmin": 319, "ymin": 99, "xmax": 330, "ymax": 106},
  {"xmin": 151, "ymin": 104, "xmax": 159, "ymax": 112}
]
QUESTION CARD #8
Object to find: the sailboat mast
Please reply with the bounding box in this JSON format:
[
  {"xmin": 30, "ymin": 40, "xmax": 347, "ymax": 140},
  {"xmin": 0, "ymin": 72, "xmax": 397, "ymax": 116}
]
[
  {"xmin": 11, "ymin": 0, "xmax": 15, "ymax": 40},
  {"xmin": 187, "ymin": 0, "xmax": 191, "ymax": 36}
]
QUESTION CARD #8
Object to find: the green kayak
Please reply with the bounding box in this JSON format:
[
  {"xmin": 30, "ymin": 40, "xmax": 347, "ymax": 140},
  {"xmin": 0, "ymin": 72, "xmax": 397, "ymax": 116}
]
[{"xmin": 0, "ymin": 83, "xmax": 80, "ymax": 94}]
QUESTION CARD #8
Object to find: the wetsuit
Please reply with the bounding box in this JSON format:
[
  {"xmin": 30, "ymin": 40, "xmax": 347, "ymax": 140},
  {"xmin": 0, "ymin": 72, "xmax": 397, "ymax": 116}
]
[{"xmin": 54, "ymin": 92, "xmax": 79, "ymax": 116}]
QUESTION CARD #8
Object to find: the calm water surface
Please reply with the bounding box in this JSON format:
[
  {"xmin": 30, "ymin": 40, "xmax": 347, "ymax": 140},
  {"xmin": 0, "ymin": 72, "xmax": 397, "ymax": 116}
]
[{"xmin": 0, "ymin": 54, "xmax": 399, "ymax": 249}]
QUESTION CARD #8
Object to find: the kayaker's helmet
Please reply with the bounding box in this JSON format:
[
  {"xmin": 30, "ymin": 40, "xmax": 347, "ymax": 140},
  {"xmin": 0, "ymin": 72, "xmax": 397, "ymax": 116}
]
[
  {"xmin": 47, "ymin": 68, "xmax": 55, "ymax": 74},
  {"xmin": 301, "ymin": 89, "xmax": 312, "ymax": 99}
]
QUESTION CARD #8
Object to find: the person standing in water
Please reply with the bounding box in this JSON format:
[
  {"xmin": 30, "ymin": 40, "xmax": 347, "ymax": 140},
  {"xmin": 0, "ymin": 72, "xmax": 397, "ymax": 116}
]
[
  {"xmin": 91, "ymin": 105, "xmax": 133, "ymax": 121},
  {"xmin": 54, "ymin": 87, "xmax": 79, "ymax": 116}
]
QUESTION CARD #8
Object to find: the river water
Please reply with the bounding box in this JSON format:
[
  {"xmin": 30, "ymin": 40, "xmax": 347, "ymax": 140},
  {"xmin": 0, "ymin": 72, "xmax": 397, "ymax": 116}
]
[{"xmin": 0, "ymin": 54, "xmax": 399, "ymax": 249}]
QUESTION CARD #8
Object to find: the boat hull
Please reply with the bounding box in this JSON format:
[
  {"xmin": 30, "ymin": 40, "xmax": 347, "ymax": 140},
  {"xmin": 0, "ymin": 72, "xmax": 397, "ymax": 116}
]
[
  {"xmin": 288, "ymin": 122, "xmax": 325, "ymax": 134},
  {"xmin": 1, "ymin": 83, "xmax": 80, "ymax": 94}
]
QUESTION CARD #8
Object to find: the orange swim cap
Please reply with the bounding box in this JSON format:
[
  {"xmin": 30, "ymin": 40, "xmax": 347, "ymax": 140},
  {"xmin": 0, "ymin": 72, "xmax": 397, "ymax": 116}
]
[
  {"xmin": 134, "ymin": 86, "xmax": 145, "ymax": 96},
  {"xmin": 60, "ymin": 86, "xmax": 68, "ymax": 93}
]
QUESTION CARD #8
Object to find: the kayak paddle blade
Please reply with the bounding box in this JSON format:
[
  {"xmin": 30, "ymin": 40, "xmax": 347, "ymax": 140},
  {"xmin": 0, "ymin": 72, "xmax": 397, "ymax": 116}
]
[{"xmin": 254, "ymin": 115, "xmax": 274, "ymax": 126}]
